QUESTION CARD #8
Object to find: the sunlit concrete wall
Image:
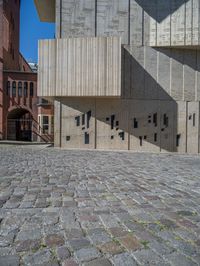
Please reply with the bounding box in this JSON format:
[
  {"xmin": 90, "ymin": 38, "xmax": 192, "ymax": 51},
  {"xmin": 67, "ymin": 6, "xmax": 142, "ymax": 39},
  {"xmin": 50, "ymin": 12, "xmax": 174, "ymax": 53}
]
[
  {"xmin": 38, "ymin": 37, "xmax": 121, "ymax": 97},
  {"xmin": 36, "ymin": 0, "xmax": 200, "ymax": 153},
  {"xmin": 56, "ymin": 0, "xmax": 200, "ymax": 47}
]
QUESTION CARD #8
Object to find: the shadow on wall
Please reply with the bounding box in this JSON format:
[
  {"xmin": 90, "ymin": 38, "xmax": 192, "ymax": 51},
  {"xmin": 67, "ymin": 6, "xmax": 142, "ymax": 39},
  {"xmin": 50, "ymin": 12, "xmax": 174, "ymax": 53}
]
[
  {"xmin": 55, "ymin": 46, "xmax": 180, "ymax": 152},
  {"xmin": 135, "ymin": 0, "xmax": 189, "ymax": 23},
  {"xmin": 121, "ymin": 46, "xmax": 178, "ymax": 152}
]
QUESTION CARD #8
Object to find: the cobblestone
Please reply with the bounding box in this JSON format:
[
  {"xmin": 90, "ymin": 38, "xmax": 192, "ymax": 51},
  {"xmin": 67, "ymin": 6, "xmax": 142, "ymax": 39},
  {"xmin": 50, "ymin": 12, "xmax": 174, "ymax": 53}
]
[{"xmin": 0, "ymin": 145, "xmax": 200, "ymax": 265}]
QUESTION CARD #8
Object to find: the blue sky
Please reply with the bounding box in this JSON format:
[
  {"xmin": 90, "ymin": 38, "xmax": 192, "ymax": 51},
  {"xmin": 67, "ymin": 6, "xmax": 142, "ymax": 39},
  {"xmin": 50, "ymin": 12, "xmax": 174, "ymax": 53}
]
[{"xmin": 20, "ymin": 0, "xmax": 55, "ymax": 63}]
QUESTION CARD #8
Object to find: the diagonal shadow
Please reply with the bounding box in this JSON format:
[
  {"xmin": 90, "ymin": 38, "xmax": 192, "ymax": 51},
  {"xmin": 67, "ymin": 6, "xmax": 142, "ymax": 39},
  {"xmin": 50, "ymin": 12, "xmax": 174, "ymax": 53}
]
[
  {"xmin": 134, "ymin": 0, "xmax": 189, "ymax": 23},
  {"xmin": 54, "ymin": 46, "xmax": 179, "ymax": 152}
]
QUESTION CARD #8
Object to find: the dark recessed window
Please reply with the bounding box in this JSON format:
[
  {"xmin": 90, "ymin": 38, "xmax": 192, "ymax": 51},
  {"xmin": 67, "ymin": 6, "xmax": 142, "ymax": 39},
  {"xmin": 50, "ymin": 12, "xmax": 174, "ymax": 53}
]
[
  {"xmin": 24, "ymin": 82, "xmax": 28, "ymax": 97},
  {"xmin": 42, "ymin": 116, "xmax": 49, "ymax": 134},
  {"xmin": 134, "ymin": 118, "xmax": 138, "ymax": 128},
  {"xmin": 139, "ymin": 136, "xmax": 142, "ymax": 146},
  {"xmin": 75, "ymin": 116, "xmax": 80, "ymax": 127},
  {"xmin": 30, "ymin": 82, "xmax": 34, "ymax": 96},
  {"xmin": 43, "ymin": 116, "xmax": 49, "ymax": 125},
  {"xmin": 176, "ymin": 134, "xmax": 181, "ymax": 147},
  {"xmin": 119, "ymin": 132, "xmax": 125, "ymax": 141},
  {"xmin": 163, "ymin": 114, "xmax": 168, "ymax": 127},
  {"xmin": 18, "ymin": 81, "xmax": 22, "ymax": 97},
  {"xmin": 12, "ymin": 81, "xmax": 16, "ymax": 97},
  {"xmin": 193, "ymin": 114, "xmax": 196, "ymax": 127},
  {"xmin": 85, "ymin": 132, "xmax": 89, "ymax": 144},
  {"xmin": 154, "ymin": 133, "xmax": 157, "ymax": 142},
  {"xmin": 87, "ymin": 111, "xmax": 92, "ymax": 128},
  {"xmin": 82, "ymin": 114, "xmax": 85, "ymax": 125},
  {"xmin": 153, "ymin": 113, "xmax": 157, "ymax": 127},
  {"xmin": 111, "ymin": 115, "xmax": 115, "ymax": 130}
]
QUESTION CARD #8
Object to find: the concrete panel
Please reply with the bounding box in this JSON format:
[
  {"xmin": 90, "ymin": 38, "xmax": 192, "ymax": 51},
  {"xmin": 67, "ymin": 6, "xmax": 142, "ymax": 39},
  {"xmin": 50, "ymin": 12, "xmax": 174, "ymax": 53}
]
[
  {"xmin": 146, "ymin": 1, "xmax": 157, "ymax": 46},
  {"xmin": 171, "ymin": 49, "xmax": 184, "ymax": 100},
  {"xmin": 53, "ymin": 98, "xmax": 200, "ymax": 154},
  {"xmin": 60, "ymin": 0, "xmax": 96, "ymax": 38},
  {"xmin": 157, "ymin": 49, "xmax": 171, "ymax": 100},
  {"xmin": 197, "ymin": 51, "xmax": 200, "ymax": 101},
  {"xmin": 129, "ymin": 99, "xmax": 160, "ymax": 152},
  {"xmin": 184, "ymin": 50, "xmax": 196, "ymax": 101},
  {"xmin": 60, "ymin": 98, "xmax": 95, "ymax": 149},
  {"xmin": 157, "ymin": 0, "xmax": 171, "ymax": 46},
  {"xmin": 185, "ymin": 0, "xmax": 192, "ymax": 46},
  {"xmin": 38, "ymin": 39, "xmax": 56, "ymax": 97},
  {"xmin": 97, "ymin": 0, "xmax": 129, "ymax": 44},
  {"xmin": 130, "ymin": 0, "xmax": 143, "ymax": 46},
  {"xmin": 192, "ymin": 0, "xmax": 200, "ymax": 45},
  {"xmin": 171, "ymin": 0, "xmax": 185, "ymax": 46},
  {"xmin": 38, "ymin": 36, "xmax": 121, "ymax": 97},
  {"xmin": 125, "ymin": 47, "xmax": 199, "ymax": 102},
  {"xmin": 34, "ymin": 0, "xmax": 55, "ymax": 22},
  {"xmin": 55, "ymin": 0, "xmax": 61, "ymax": 38},
  {"xmin": 122, "ymin": 47, "xmax": 131, "ymax": 99},
  {"xmin": 54, "ymin": 100, "xmax": 61, "ymax": 147},
  {"xmin": 177, "ymin": 101, "xmax": 187, "ymax": 153},
  {"xmin": 187, "ymin": 101, "xmax": 199, "ymax": 154},
  {"xmin": 96, "ymin": 99, "xmax": 129, "ymax": 150},
  {"xmin": 160, "ymin": 101, "xmax": 177, "ymax": 152},
  {"xmin": 129, "ymin": 46, "xmax": 145, "ymax": 99},
  {"xmin": 51, "ymin": 0, "xmax": 200, "ymax": 47},
  {"xmin": 130, "ymin": 0, "xmax": 200, "ymax": 47},
  {"xmin": 144, "ymin": 46, "xmax": 158, "ymax": 99}
]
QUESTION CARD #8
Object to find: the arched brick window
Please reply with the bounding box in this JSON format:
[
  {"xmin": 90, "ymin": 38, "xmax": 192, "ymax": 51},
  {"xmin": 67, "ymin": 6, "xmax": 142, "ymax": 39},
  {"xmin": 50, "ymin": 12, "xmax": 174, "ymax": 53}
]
[
  {"xmin": 18, "ymin": 81, "xmax": 22, "ymax": 97},
  {"xmin": 30, "ymin": 82, "xmax": 34, "ymax": 97},
  {"xmin": 12, "ymin": 81, "xmax": 16, "ymax": 97},
  {"xmin": 7, "ymin": 81, "xmax": 10, "ymax": 95},
  {"xmin": 24, "ymin": 82, "xmax": 28, "ymax": 97}
]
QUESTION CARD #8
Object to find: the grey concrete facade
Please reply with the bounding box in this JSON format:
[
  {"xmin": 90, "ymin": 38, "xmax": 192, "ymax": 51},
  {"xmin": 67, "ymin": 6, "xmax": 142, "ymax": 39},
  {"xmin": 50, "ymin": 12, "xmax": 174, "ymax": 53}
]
[{"xmin": 36, "ymin": 0, "xmax": 200, "ymax": 153}]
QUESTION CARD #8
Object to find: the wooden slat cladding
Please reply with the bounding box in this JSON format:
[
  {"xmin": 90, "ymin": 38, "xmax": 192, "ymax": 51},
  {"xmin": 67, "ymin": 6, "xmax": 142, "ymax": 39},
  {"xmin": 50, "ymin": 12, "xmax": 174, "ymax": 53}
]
[{"xmin": 38, "ymin": 36, "xmax": 121, "ymax": 97}]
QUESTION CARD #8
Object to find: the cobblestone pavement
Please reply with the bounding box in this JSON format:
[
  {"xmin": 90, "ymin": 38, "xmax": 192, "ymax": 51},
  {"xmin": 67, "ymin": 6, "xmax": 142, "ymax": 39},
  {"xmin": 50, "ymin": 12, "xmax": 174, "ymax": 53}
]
[{"xmin": 0, "ymin": 145, "xmax": 200, "ymax": 266}]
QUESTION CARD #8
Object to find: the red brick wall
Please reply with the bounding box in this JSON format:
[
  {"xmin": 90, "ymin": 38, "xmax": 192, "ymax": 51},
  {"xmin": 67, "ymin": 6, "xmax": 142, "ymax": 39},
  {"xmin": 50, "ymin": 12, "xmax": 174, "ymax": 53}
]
[
  {"xmin": 19, "ymin": 53, "xmax": 33, "ymax": 72},
  {"xmin": 3, "ymin": 0, "xmax": 20, "ymax": 71},
  {"xmin": 3, "ymin": 72, "xmax": 38, "ymax": 138},
  {"xmin": 0, "ymin": 0, "xmax": 54, "ymax": 141}
]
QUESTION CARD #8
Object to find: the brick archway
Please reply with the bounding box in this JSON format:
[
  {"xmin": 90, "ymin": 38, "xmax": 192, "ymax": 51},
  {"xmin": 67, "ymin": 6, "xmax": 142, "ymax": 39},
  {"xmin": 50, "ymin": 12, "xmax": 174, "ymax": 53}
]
[{"xmin": 7, "ymin": 108, "xmax": 33, "ymax": 141}]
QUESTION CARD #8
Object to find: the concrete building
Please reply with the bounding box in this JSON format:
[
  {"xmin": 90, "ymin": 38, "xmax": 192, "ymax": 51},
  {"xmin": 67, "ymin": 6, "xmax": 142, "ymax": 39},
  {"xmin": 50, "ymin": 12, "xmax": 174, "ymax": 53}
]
[
  {"xmin": 35, "ymin": 0, "xmax": 200, "ymax": 153},
  {"xmin": 0, "ymin": 0, "xmax": 54, "ymax": 142}
]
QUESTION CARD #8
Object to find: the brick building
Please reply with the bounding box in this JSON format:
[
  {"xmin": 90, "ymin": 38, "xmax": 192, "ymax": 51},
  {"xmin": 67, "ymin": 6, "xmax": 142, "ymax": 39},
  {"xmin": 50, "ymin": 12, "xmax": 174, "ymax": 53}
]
[{"xmin": 0, "ymin": 0, "xmax": 53, "ymax": 142}]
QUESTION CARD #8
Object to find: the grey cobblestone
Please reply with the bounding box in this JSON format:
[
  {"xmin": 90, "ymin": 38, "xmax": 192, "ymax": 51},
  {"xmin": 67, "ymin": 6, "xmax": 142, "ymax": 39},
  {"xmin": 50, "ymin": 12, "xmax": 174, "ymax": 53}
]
[
  {"xmin": 0, "ymin": 255, "xmax": 20, "ymax": 266},
  {"xmin": 74, "ymin": 247, "xmax": 101, "ymax": 262},
  {"xmin": 111, "ymin": 252, "xmax": 138, "ymax": 266},
  {"xmin": 0, "ymin": 146, "xmax": 200, "ymax": 265}
]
